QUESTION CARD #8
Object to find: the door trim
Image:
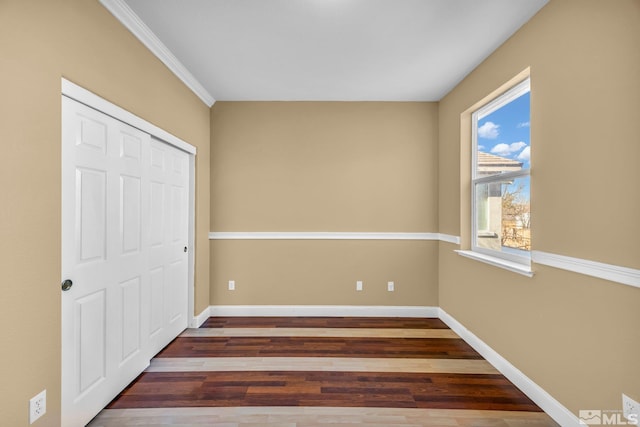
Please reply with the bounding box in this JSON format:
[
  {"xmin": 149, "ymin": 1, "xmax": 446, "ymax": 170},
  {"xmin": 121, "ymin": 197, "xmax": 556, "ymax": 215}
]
[{"xmin": 61, "ymin": 79, "xmax": 196, "ymax": 155}]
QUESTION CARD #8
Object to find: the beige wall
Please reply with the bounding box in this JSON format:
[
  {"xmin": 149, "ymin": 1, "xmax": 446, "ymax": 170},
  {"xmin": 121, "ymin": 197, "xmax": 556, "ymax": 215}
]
[
  {"xmin": 0, "ymin": 1, "xmax": 210, "ymax": 425},
  {"xmin": 438, "ymin": 0, "xmax": 640, "ymax": 416},
  {"xmin": 210, "ymin": 102, "xmax": 439, "ymax": 306},
  {"xmin": 2, "ymin": 0, "xmax": 638, "ymax": 424},
  {"xmin": 211, "ymin": 240, "xmax": 438, "ymax": 306}
]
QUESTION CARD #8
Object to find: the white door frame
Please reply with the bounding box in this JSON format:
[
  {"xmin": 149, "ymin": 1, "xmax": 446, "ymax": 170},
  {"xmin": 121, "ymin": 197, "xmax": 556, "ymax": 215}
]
[{"xmin": 60, "ymin": 76, "xmax": 197, "ymax": 360}]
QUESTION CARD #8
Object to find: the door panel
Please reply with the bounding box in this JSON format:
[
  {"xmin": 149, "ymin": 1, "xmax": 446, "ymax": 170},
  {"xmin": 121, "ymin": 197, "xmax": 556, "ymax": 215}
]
[
  {"xmin": 62, "ymin": 97, "xmax": 190, "ymax": 426},
  {"xmin": 149, "ymin": 266, "xmax": 164, "ymax": 337},
  {"xmin": 168, "ymin": 260, "xmax": 183, "ymax": 323},
  {"xmin": 119, "ymin": 276, "xmax": 141, "ymax": 363},
  {"xmin": 151, "ymin": 144, "xmax": 164, "ymax": 169},
  {"xmin": 171, "ymin": 185, "xmax": 183, "ymax": 242},
  {"xmin": 77, "ymin": 290, "xmax": 107, "ymax": 395},
  {"xmin": 78, "ymin": 168, "xmax": 107, "ymax": 263},
  {"xmin": 149, "ymin": 182, "xmax": 164, "ymax": 247},
  {"xmin": 121, "ymin": 133, "xmax": 142, "ymax": 161},
  {"xmin": 78, "ymin": 114, "xmax": 107, "ymax": 153},
  {"xmin": 121, "ymin": 175, "xmax": 141, "ymax": 254}
]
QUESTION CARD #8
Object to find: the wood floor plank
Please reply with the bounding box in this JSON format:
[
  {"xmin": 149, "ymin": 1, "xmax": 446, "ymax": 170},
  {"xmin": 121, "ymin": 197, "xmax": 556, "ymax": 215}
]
[
  {"xmin": 146, "ymin": 357, "xmax": 499, "ymax": 375},
  {"xmin": 183, "ymin": 327, "xmax": 460, "ymax": 339},
  {"xmin": 89, "ymin": 407, "xmax": 559, "ymax": 427},
  {"xmin": 156, "ymin": 336, "xmax": 482, "ymax": 359},
  {"xmin": 201, "ymin": 317, "xmax": 450, "ymax": 329},
  {"xmin": 107, "ymin": 371, "xmax": 542, "ymax": 412}
]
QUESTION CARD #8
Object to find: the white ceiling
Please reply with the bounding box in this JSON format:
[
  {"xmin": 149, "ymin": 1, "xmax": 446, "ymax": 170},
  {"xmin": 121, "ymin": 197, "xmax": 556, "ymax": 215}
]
[{"xmin": 119, "ymin": 0, "xmax": 548, "ymax": 103}]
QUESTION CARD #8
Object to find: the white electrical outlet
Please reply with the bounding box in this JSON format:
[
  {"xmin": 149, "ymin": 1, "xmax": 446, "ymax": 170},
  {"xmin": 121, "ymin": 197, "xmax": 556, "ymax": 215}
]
[
  {"xmin": 387, "ymin": 281, "xmax": 394, "ymax": 292},
  {"xmin": 623, "ymin": 394, "xmax": 640, "ymax": 424},
  {"xmin": 29, "ymin": 389, "xmax": 46, "ymax": 424},
  {"xmin": 356, "ymin": 281, "xmax": 363, "ymax": 291},
  {"xmin": 228, "ymin": 280, "xmax": 235, "ymax": 291}
]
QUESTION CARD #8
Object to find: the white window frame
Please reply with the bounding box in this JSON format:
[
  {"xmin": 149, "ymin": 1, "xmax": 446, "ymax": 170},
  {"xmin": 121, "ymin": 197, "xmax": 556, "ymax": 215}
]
[{"xmin": 471, "ymin": 78, "xmax": 531, "ymax": 268}]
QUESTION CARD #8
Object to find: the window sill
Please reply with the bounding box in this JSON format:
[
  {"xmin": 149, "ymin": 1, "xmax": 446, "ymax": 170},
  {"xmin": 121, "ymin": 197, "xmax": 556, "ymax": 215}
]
[{"xmin": 455, "ymin": 250, "xmax": 534, "ymax": 277}]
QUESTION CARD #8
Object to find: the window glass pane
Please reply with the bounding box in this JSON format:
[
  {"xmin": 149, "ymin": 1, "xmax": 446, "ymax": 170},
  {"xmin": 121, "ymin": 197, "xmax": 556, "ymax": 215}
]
[
  {"xmin": 475, "ymin": 91, "xmax": 530, "ymax": 178},
  {"xmin": 475, "ymin": 176, "xmax": 530, "ymax": 255}
]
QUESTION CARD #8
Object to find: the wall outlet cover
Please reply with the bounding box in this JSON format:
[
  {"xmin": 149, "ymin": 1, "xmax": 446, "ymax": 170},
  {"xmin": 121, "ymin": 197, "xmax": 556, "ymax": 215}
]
[
  {"xmin": 356, "ymin": 281, "xmax": 363, "ymax": 291},
  {"xmin": 29, "ymin": 389, "xmax": 46, "ymax": 424}
]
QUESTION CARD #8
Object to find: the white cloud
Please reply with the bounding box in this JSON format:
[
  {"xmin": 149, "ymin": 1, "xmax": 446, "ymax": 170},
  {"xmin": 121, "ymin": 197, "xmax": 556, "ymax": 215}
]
[
  {"xmin": 478, "ymin": 145, "xmax": 485, "ymax": 150},
  {"xmin": 517, "ymin": 146, "xmax": 530, "ymax": 162},
  {"xmin": 509, "ymin": 141, "xmax": 527, "ymax": 151},
  {"xmin": 478, "ymin": 121, "xmax": 499, "ymax": 139},
  {"xmin": 491, "ymin": 141, "xmax": 527, "ymax": 157},
  {"xmin": 490, "ymin": 143, "xmax": 511, "ymax": 156},
  {"xmin": 517, "ymin": 121, "xmax": 530, "ymax": 128}
]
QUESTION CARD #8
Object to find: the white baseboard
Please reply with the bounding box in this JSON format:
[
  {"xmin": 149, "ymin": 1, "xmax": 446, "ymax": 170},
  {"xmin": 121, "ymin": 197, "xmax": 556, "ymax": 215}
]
[
  {"xmin": 191, "ymin": 306, "xmax": 211, "ymax": 328},
  {"xmin": 207, "ymin": 305, "xmax": 439, "ymax": 318},
  {"xmin": 438, "ymin": 308, "xmax": 580, "ymax": 427}
]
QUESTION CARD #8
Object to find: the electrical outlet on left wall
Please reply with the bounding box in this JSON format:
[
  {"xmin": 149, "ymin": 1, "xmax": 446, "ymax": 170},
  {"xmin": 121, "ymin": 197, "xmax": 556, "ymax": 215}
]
[{"xmin": 29, "ymin": 389, "xmax": 46, "ymax": 424}]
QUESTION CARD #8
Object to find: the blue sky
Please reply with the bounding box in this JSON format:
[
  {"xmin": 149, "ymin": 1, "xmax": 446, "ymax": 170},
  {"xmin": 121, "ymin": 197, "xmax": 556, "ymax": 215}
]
[{"xmin": 477, "ymin": 91, "xmax": 530, "ymax": 170}]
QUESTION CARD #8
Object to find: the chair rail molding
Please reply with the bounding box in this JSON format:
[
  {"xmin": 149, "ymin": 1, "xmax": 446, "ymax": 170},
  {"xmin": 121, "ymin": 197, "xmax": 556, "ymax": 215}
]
[
  {"xmin": 209, "ymin": 232, "xmax": 460, "ymax": 243},
  {"xmin": 532, "ymin": 250, "xmax": 640, "ymax": 289}
]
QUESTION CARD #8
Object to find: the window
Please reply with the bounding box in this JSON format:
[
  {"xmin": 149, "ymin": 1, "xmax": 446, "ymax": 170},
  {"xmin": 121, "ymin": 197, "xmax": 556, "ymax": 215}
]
[{"xmin": 471, "ymin": 78, "xmax": 530, "ymax": 267}]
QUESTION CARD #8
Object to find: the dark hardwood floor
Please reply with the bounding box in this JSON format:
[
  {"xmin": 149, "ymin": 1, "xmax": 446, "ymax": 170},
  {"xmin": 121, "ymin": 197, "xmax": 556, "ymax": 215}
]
[
  {"xmin": 155, "ymin": 336, "xmax": 483, "ymax": 359},
  {"xmin": 201, "ymin": 316, "xmax": 451, "ymax": 329},
  {"xmin": 107, "ymin": 316, "xmax": 542, "ymax": 413},
  {"xmin": 108, "ymin": 370, "xmax": 541, "ymax": 411}
]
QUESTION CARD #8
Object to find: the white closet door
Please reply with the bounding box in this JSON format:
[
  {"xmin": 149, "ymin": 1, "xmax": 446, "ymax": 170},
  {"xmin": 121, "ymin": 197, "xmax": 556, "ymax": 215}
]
[
  {"xmin": 61, "ymin": 97, "xmax": 189, "ymax": 427},
  {"xmin": 148, "ymin": 137, "xmax": 189, "ymax": 355}
]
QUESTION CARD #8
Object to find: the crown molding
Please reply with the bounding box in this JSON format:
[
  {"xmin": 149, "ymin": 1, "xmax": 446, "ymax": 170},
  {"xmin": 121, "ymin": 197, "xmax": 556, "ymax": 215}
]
[{"xmin": 99, "ymin": 0, "xmax": 216, "ymax": 107}]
